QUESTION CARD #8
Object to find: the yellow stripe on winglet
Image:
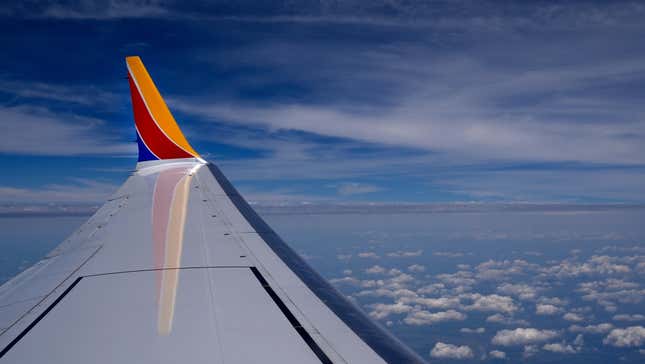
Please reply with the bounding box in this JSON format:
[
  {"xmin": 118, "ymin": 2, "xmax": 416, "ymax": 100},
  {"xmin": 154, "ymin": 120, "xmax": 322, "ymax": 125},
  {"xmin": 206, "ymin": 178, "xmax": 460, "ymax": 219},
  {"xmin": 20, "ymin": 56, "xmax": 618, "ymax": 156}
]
[{"xmin": 126, "ymin": 56, "xmax": 200, "ymax": 159}]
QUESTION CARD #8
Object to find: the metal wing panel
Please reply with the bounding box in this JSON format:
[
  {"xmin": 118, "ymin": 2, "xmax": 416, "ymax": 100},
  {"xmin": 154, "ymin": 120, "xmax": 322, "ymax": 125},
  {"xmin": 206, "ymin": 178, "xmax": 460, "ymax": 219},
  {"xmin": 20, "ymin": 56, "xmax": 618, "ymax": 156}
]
[{"xmin": 1, "ymin": 269, "xmax": 322, "ymax": 364}]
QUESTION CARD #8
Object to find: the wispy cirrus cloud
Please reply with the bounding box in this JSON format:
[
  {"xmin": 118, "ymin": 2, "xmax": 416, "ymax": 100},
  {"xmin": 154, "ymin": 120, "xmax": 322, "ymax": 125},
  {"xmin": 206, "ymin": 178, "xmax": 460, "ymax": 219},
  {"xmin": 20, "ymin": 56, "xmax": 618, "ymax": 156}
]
[
  {"xmin": 165, "ymin": 25, "xmax": 645, "ymax": 202},
  {"xmin": 0, "ymin": 0, "xmax": 168, "ymax": 20},
  {"xmin": 7, "ymin": 1, "xmax": 645, "ymax": 33},
  {"xmin": 0, "ymin": 178, "xmax": 118, "ymax": 203},
  {"xmin": 0, "ymin": 78, "xmax": 119, "ymax": 107},
  {"xmin": 335, "ymin": 182, "xmax": 382, "ymax": 196},
  {"xmin": 170, "ymin": 38, "xmax": 645, "ymax": 166},
  {"xmin": 0, "ymin": 1, "xmax": 644, "ymax": 206},
  {"xmin": 0, "ymin": 106, "xmax": 134, "ymax": 156}
]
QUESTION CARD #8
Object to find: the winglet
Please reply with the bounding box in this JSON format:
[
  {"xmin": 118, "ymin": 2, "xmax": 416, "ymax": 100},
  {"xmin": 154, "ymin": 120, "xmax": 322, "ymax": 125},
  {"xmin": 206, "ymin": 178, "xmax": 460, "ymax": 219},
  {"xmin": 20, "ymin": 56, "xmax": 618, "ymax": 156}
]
[{"xmin": 126, "ymin": 56, "xmax": 203, "ymax": 163}]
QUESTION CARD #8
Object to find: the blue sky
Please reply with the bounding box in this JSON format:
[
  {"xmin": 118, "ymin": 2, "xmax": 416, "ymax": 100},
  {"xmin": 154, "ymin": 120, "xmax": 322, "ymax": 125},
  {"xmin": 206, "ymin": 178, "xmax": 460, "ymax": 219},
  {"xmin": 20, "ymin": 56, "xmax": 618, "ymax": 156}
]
[{"xmin": 1, "ymin": 0, "xmax": 645, "ymax": 205}]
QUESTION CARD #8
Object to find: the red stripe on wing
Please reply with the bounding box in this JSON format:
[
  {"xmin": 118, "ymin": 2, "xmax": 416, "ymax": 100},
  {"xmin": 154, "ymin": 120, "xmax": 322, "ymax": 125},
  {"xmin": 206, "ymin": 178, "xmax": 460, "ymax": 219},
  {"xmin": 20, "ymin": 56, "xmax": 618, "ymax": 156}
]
[{"xmin": 128, "ymin": 75, "xmax": 193, "ymax": 160}]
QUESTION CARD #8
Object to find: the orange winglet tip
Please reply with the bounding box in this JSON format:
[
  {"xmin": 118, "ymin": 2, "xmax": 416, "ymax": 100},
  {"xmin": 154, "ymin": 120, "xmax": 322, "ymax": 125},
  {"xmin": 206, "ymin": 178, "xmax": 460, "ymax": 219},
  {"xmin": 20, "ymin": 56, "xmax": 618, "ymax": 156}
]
[{"xmin": 126, "ymin": 56, "xmax": 202, "ymax": 162}]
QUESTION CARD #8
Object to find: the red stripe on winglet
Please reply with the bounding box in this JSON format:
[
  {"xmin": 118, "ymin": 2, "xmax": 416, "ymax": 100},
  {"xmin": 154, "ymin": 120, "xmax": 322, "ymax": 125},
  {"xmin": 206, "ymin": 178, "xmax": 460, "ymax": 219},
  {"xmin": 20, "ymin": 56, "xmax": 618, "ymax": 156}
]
[{"xmin": 128, "ymin": 75, "xmax": 193, "ymax": 160}]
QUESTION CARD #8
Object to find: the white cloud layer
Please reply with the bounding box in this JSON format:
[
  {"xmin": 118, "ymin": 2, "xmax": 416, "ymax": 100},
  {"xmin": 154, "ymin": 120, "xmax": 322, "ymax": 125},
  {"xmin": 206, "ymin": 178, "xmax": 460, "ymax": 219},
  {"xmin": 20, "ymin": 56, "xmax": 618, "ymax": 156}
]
[
  {"xmin": 542, "ymin": 342, "xmax": 578, "ymax": 354},
  {"xmin": 497, "ymin": 283, "xmax": 538, "ymax": 300},
  {"xmin": 492, "ymin": 328, "xmax": 559, "ymax": 346},
  {"xmin": 489, "ymin": 350, "xmax": 506, "ymax": 359},
  {"xmin": 536, "ymin": 304, "xmax": 561, "ymax": 315},
  {"xmin": 386, "ymin": 250, "xmax": 423, "ymax": 258},
  {"xmin": 563, "ymin": 312, "xmax": 585, "ymax": 322},
  {"xmin": 368, "ymin": 302, "xmax": 413, "ymax": 320},
  {"xmin": 613, "ymin": 314, "xmax": 645, "ymax": 322},
  {"xmin": 463, "ymin": 294, "xmax": 518, "ymax": 313},
  {"xmin": 0, "ymin": 178, "xmax": 119, "ymax": 203},
  {"xmin": 460, "ymin": 327, "xmax": 485, "ymax": 334},
  {"xmin": 403, "ymin": 310, "xmax": 466, "ymax": 326},
  {"xmin": 408, "ymin": 264, "xmax": 426, "ymax": 273},
  {"xmin": 569, "ymin": 323, "xmax": 614, "ymax": 334},
  {"xmin": 603, "ymin": 326, "xmax": 645, "ymax": 347},
  {"xmin": 366, "ymin": 265, "xmax": 386, "ymax": 274},
  {"xmin": 430, "ymin": 342, "xmax": 474, "ymax": 359},
  {"xmin": 0, "ymin": 106, "xmax": 133, "ymax": 156}
]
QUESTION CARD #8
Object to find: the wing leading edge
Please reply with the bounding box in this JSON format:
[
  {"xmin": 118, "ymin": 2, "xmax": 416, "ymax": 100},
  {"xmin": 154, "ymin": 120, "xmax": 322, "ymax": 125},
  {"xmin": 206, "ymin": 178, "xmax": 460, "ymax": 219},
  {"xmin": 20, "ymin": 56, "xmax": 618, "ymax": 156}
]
[{"xmin": 0, "ymin": 57, "xmax": 427, "ymax": 364}]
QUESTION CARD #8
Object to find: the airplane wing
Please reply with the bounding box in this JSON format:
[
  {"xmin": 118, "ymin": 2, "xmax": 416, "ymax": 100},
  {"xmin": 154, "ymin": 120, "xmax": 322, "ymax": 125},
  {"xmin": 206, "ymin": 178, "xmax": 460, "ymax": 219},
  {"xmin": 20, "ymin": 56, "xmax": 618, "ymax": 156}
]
[{"xmin": 0, "ymin": 57, "xmax": 426, "ymax": 364}]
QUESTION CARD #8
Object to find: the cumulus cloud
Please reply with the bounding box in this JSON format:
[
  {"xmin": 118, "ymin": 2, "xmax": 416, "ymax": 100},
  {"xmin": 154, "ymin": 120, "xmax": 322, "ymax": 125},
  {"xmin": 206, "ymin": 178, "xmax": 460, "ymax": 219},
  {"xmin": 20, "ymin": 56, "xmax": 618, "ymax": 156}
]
[
  {"xmin": 492, "ymin": 328, "xmax": 559, "ymax": 346},
  {"xmin": 356, "ymin": 287, "xmax": 416, "ymax": 299},
  {"xmin": 387, "ymin": 268, "xmax": 403, "ymax": 276},
  {"xmin": 463, "ymin": 294, "xmax": 518, "ymax": 313},
  {"xmin": 538, "ymin": 297, "xmax": 568, "ymax": 306},
  {"xmin": 485, "ymin": 313, "xmax": 529, "ymax": 326},
  {"xmin": 433, "ymin": 251, "xmax": 465, "ymax": 258},
  {"xmin": 536, "ymin": 304, "xmax": 562, "ymax": 315},
  {"xmin": 613, "ymin": 314, "xmax": 645, "ymax": 322},
  {"xmin": 573, "ymin": 334, "xmax": 584, "ymax": 347},
  {"xmin": 475, "ymin": 259, "xmax": 536, "ymax": 281},
  {"xmin": 543, "ymin": 342, "xmax": 578, "ymax": 354},
  {"xmin": 329, "ymin": 276, "xmax": 360, "ymax": 285},
  {"xmin": 368, "ymin": 302, "xmax": 413, "ymax": 320},
  {"xmin": 386, "ymin": 250, "xmax": 423, "ymax": 258},
  {"xmin": 404, "ymin": 310, "xmax": 466, "ymax": 326},
  {"xmin": 489, "ymin": 350, "xmax": 506, "ymax": 359},
  {"xmin": 460, "ymin": 327, "xmax": 485, "ymax": 334},
  {"xmin": 436, "ymin": 271, "xmax": 476, "ymax": 287},
  {"xmin": 389, "ymin": 272, "xmax": 415, "ymax": 285},
  {"xmin": 400, "ymin": 296, "xmax": 460, "ymax": 309},
  {"xmin": 408, "ymin": 264, "xmax": 426, "ymax": 273},
  {"xmin": 365, "ymin": 265, "xmax": 386, "ymax": 274},
  {"xmin": 569, "ymin": 323, "xmax": 614, "ymax": 334},
  {"xmin": 544, "ymin": 255, "xmax": 631, "ymax": 278},
  {"xmin": 637, "ymin": 262, "xmax": 645, "ymax": 274},
  {"xmin": 357, "ymin": 252, "xmax": 380, "ymax": 259},
  {"xmin": 523, "ymin": 345, "xmax": 539, "ymax": 358},
  {"xmin": 430, "ymin": 342, "xmax": 474, "ymax": 359},
  {"xmin": 578, "ymin": 282, "xmax": 645, "ymax": 312},
  {"xmin": 563, "ymin": 312, "xmax": 585, "ymax": 322},
  {"xmin": 358, "ymin": 280, "xmax": 380, "ymax": 289},
  {"xmin": 497, "ymin": 283, "xmax": 538, "ymax": 300},
  {"xmin": 417, "ymin": 283, "xmax": 446, "ymax": 295},
  {"xmin": 329, "ymin": 218, "xmax": 642, "ymax": 362},
  {"xmin": 603, "ymin": 326, "xmax": 645, "ymax": 347},
  {"xmin": 577, "ymin": 279, "xmax": 640, "ymax": 296}
]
